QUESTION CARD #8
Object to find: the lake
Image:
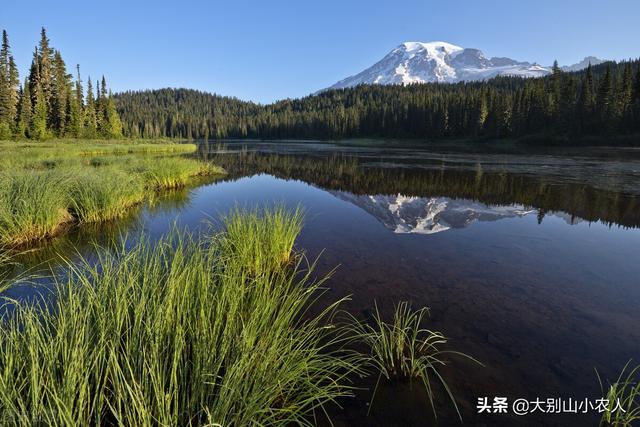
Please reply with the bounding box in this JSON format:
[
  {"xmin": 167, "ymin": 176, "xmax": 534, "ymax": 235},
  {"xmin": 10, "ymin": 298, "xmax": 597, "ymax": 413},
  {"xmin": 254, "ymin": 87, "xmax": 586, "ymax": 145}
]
[{"xmin": 7, "ymin": 140, "xmax": 640, "ymax": 427}]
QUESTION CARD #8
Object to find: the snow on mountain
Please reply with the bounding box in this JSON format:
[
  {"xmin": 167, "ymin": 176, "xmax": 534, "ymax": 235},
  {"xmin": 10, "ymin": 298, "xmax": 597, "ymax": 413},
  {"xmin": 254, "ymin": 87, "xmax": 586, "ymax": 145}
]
[
  {"xmin": 331, "ymin": 192, "xmax": 536, "ymax": 235},
  {"xmin": 561, "ymin": 56, "xmax": 608, "ymax": 72},
  {"xmin": 326, "ymin": 42, "xmax": 604, "ymax": 90}
]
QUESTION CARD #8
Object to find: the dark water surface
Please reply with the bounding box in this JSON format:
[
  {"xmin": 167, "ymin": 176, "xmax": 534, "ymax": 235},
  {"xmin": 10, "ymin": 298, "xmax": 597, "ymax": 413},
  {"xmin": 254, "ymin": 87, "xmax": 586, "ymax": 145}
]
[{"xmin": 7, "ymin": 141, "xmax": 640, "ymax": 426}]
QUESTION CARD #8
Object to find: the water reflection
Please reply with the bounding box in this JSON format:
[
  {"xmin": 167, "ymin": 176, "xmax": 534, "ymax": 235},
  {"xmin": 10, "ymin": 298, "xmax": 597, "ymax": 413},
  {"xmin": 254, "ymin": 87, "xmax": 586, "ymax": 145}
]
[
  {"xmin": 203, "ymin": 147, "xmax": 640, "ymax": 230},
  {"xmin": 331, "ymin": 193, "xmax": 536, "ymax": 234}
]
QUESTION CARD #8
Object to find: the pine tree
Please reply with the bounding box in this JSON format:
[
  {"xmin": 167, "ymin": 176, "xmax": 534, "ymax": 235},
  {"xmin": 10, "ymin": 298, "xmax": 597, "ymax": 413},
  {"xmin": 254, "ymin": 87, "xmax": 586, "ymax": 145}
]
[
  {"xmin": 597, "ymin": 65, "xmax": 614, "ymax": 130},
  {"xmin": 549, "ymin": 60, "xmax": 562, "ymax": 115},
  {"xmin": 68, "ymin": 65, "xmax": 84, "ymax": 138},
  {"xmin": 0, "ymin": 30, "xmax": 19, "ymax": 137},
  {"xmin": 97, "ymin": 76, "xmax": 109, "ymax": 136},
  {"xmin": 38, "ymin": 28, "xmax": 53, "ymax": 122},
  {"xmin": 28, "ymin": 48, "xmax": 40, "ymax": 108},
  {"xmin": 83, "ymin": 77, "xmax": 98, "ymax": 138},
  {"xmin": 15, "ymin": 81, "xmax": 31, "ymax": 138},
  {"xmin": 104, "ymin": 90, "xmax": 122, "ymax": 138},
  {"xmin": 51, "ymin": 50, "xmax": 71, "ymax": 136},
  {"xmin": 30, "ymin": 82, "xmax": 49, "ymax": 139},
  {"xmin": 578, "ymin": 64, "xmax": 595, "ymax": 133}
]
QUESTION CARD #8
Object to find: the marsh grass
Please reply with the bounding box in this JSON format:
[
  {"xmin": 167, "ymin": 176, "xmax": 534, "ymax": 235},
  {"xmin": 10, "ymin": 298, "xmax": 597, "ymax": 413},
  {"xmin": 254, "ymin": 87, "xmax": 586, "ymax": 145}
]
[
  {"xmin": 0, "ymin": 210, "xmax": 355, "ymax": 426},
  {"xmin": 128, "ymin": 157, "xmax": 223, "ymax": 190},
  {"xmin": 598, "ymin": 361, "xmax": 640, "ymax": 426},
  {"xmin": 0, "ymin": 141, "xmax": 225, "ymax": 246},
  {"xmin": 68, "ymin": 170, "xmax": 146, "ymax": 223},
  {"xmin": 221, "ymin": 205, "xmax": 304, "ymax": 275},
  {"xmin": 347, "ymin": 301, "xmax": 480, "ymax": 420},
  {"xmin": 0, "ymin": 171, "xmax": 72, "ymax": 245}
]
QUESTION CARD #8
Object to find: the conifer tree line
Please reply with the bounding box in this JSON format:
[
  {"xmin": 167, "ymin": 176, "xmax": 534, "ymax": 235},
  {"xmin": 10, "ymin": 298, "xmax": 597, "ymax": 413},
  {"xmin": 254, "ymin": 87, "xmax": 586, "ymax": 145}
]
[
  {"xmin": 0, "ymin": 28, "xmax": 122, "ymax": 140},
  {"xmin": 115, "ymin": 58, "xmax": 640, "ymax": 142}
]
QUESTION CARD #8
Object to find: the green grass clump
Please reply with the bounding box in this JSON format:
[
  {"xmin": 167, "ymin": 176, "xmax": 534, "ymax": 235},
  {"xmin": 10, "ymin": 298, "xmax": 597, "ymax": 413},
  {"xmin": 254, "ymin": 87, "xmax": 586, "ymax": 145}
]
[
  {"xmin": 598, "ymin": 361, "xmax": 640, "ymax": 426},
  {"xmin": 347, "ymin": 302, "xmax": 480, "ymax": 420},
  {"xmin": 128, "ymin": 157, "xmax": 223, "ymax": 190},
  {"xmin": 0, "ymin": 171, "xmax": 71, "ymax": 245},
  {"xmin": 0, "ymin": 210, "xmax": 354, "ymax": 426},
  {"xmin": 0, "ymin": 140, "xmax": 196, "ymax": 170},
  {"xmin": 0, "ymin": 141, "xmax": 225, "ymax": 246},
  {"xmin": 221, "ymin": 205, "xmax": 304, "ymax": 275},
  {"xmin": 68, "ymin": 169, "xmax": 146, "ymax": 223}
]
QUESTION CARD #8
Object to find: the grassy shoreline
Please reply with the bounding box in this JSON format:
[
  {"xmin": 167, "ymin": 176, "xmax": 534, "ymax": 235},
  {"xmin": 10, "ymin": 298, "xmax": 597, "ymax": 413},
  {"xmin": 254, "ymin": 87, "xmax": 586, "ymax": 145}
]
[
  {"xmin": 0, "ymin": 140, "xmax": 225, "ymax": 247},
  {"xmin": 0, "ymin": 209, "xmax": 356, "ymax": 426}
]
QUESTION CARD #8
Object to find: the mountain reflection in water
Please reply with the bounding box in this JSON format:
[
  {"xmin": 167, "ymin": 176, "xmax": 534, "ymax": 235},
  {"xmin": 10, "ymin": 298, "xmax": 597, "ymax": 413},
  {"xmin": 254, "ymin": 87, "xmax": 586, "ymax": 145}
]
[
  {"xmin": 331, "ymin": 193, "xmax": 536, "ymax": 234},
  {"xmin": 204, "ymin": 145, "xmax": 640, "ymax": 230}
]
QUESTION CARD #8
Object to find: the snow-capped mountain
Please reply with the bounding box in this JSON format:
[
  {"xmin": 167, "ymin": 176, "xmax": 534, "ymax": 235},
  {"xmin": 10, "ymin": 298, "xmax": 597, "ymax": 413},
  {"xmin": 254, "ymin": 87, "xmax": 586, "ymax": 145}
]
[
  {"xmin": 561, "ymin": 56, "xmax": 607, "ymax": 72},
  {"xmin": 326, "ymin": 41, "xmax": 604, "ymax": 90},
  {"xmin": 331, "ymin": 192, "xmax": 536, "ymax": 234}
]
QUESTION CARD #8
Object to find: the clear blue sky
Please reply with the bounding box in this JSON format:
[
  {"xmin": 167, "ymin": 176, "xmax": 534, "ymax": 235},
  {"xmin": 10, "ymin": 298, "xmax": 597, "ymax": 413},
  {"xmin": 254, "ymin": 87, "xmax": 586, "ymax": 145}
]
[{"xmin": 2, "ymin": 0, "xmax": 639, "ymax": 103}]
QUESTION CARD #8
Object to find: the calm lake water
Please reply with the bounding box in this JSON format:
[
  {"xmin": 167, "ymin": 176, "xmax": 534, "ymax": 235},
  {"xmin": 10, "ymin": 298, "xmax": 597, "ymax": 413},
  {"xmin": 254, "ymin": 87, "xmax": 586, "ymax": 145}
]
[{"xmin": 7, "ymin": 141, "xmax": 640, "ymax": 426}]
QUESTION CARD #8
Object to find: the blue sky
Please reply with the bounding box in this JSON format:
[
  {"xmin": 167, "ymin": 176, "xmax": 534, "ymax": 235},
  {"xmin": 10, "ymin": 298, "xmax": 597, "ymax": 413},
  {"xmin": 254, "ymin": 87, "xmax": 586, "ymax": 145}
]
[{"xmin": 2, "ymin": 0, "xmax": 639, "ymax": 103}]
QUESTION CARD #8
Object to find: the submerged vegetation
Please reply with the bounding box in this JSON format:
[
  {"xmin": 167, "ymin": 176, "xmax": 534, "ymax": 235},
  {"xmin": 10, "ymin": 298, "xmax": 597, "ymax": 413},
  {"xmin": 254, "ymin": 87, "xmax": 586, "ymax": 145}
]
[
  {"xmin": 0, "ymin": 209, "xmax": 355, "ymax": 426},
  {"xmin": 347, "ymin": 302, "xmax": 480, "ymax": 420},
  {"xmin": 0, "ymin": 141, "xmax": 223, "ymax": 246}
]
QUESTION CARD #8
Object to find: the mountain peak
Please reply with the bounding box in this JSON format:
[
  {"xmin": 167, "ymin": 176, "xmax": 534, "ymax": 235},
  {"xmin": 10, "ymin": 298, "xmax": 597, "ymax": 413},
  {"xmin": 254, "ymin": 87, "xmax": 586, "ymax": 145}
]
[
  {"xmin": 400, "ymin": 41, "xmax": 464, "ymax": 54},
  {"xmin": 325, "ymin": 42, "xmax": 601, "ymax": 91}
]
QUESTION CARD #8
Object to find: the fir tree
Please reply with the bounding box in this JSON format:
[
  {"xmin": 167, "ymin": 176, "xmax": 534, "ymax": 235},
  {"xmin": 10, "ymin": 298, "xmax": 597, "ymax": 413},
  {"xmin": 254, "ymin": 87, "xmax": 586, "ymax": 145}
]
[
  {"xmin": 83, "ymin": 77, "xmax": 98, "ymax": 138},
  {"xmin": 68, "ymin": 65, "xmax": 84, "ymax": 138},
  {"xmin": 28, "ymin": 47, "xmax": 40, "ymax": 108},
  {"xmin": 38, "ymin": 28, "xmax": 53, "ymax": 120},
  {"xmin": 104, "ymin": 90, "xmax": 122, "ymax": 138},
  {"xmin": 30, "ymin": 82, "xmax": 49, "ymax": 140},
  {"xmin": 0, "ymin": 30, "xmax": 20, "ymax": 137},
  {"xmin": 597, "ymin": 65, "xmax": 615, "ymax": 129},
  {"xmin": 51, "ymin": 50, "xmax": 71, "ymax": 136},
  {"xmin": 97, "ymin": 76, "xmax": 109, "ymax": 136},
  {"xmin": 15, "ymin": 79, "xmax": 31, "ymax": 138},
  {"xmin": 578, "ymin": 64, "xmax": 596, "ymax": 132}
]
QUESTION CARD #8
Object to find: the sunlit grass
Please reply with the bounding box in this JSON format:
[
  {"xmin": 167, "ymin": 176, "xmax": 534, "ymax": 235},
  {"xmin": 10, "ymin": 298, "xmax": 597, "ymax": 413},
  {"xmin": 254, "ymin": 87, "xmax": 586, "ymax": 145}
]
[
  {"xmin": 0, "ymin": 171, "xmax": 71, "ymax": 245},
  {"xmin": 221, "ymin": 205, "xmax": 304, "ymax": 275},
  {"xmin": 347, "ymin": 301, "xmax": 480, "ymax": 420},
  {"xmin": 598, "ymin": 361, "xmax": 640, "ymax": 426},
  {"xmin": 0, "ymin": 210, "xmax": 355, "ymax": 426},
  {"xmin": 68, "ymin": 169, "xmax": 146, "ymax": 223},
  {"xmin": 0, "ymin": 141, "xmax": 225, "ymax": 246},
  {"xmin": 128, "ymin": 157, "xmax": 224, "ymax": 190}
]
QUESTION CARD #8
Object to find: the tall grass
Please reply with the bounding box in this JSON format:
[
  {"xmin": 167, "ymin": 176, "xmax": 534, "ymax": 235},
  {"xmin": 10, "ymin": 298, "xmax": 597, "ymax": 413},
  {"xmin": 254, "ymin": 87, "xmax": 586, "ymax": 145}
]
[
  {"xmin": 128, "ymin": 157, "xmax": 223, "ymax": 190},
  {"xmin": 0, "ymin": 142, "xmax": 225, "ymax": 246},
  {"xmin": 0, "ymin": 210, "xmax": 355, "ymax": 426},
  {"xmin": 347, "ymin": 302, "xmax": 480, "ymax": 420},
  {"xmin": 221, "ymin": 205, "xmax": 304, "ymax": 275},
  {"xmin": 68, "ymin": 169, "xmax": 146, "ymax": 223},
  {"xmin": 598, "ymin": 361, "xmax": 640, "ymax": 426},
  {"xmin": 0, "ymin": 171, "xmax": 71, "ymax": 245}
]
